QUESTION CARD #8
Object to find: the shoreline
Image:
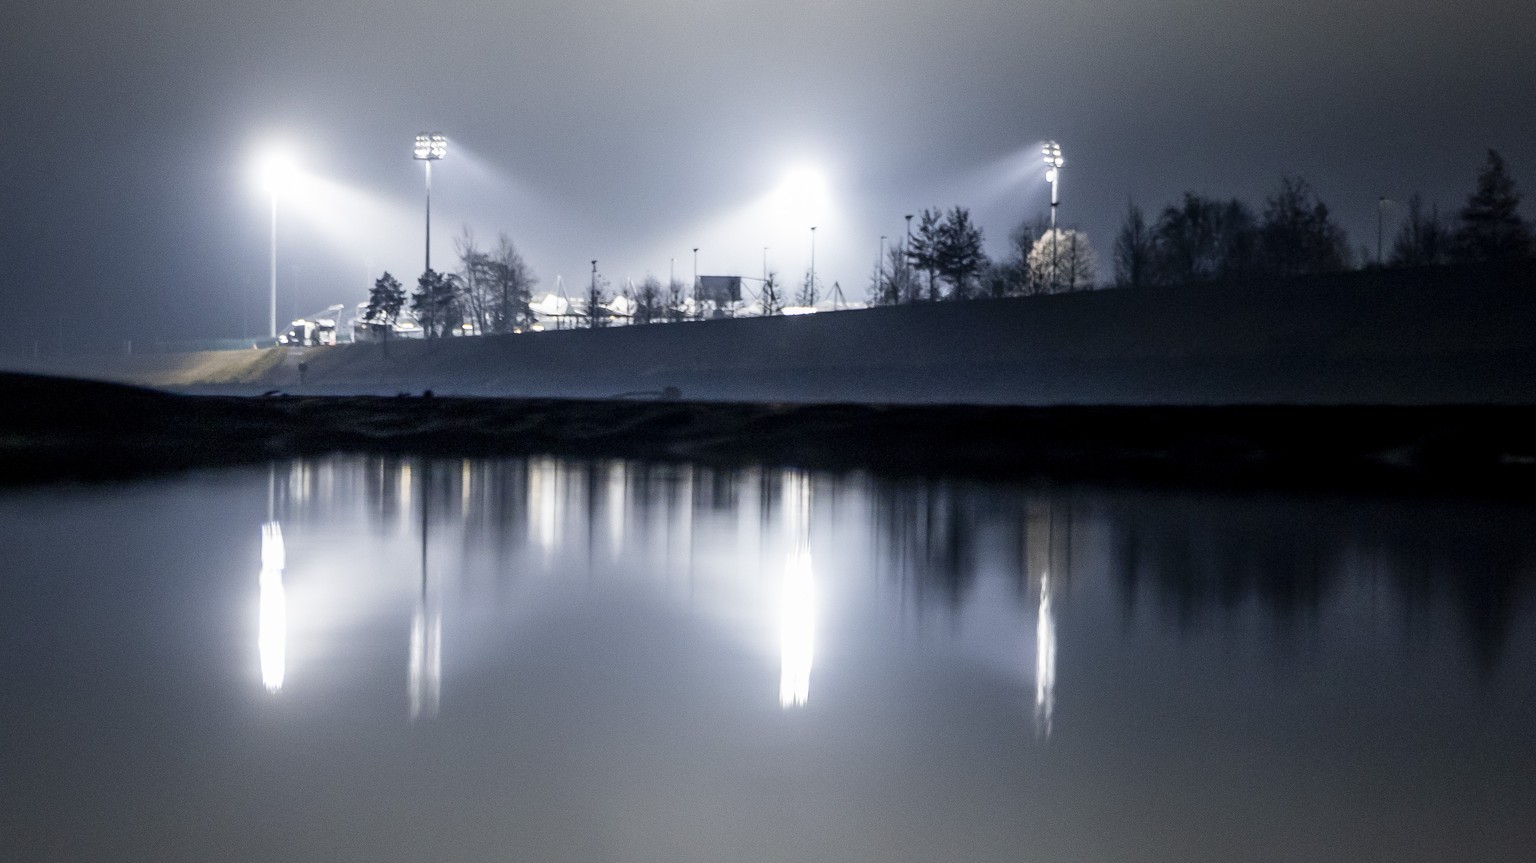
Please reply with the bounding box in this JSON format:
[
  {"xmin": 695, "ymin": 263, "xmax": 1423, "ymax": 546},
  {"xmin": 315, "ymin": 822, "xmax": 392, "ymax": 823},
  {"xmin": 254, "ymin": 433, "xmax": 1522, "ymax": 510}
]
[{"xmin": 4, "ymin": 372, "xmax": 1535, "ymax": 497}]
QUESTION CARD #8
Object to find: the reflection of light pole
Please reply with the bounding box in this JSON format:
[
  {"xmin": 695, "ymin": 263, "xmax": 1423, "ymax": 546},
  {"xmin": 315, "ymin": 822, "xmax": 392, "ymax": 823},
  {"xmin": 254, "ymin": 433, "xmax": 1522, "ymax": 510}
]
[
  {"xmin": 1043, "ymin": 141, "xmax": 1064, "ymax": 290},
  {"xmin": 413, "ymin": 132, "xmax": 447, "ymax": 274}
]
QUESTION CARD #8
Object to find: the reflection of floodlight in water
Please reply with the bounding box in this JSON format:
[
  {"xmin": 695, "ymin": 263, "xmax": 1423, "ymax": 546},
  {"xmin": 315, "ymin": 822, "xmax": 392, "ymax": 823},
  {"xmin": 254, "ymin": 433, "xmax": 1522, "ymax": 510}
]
[
  {"xmin": 1035, "ymin": 574, "xmax": 1055, "ymax": 736},
  {"xmin": 780, "ymin": 546, "xmax": 816, "ymax": 708},
  {"xmin": 259, "ymin": 521, "xmax": 286, "ymax": 693},
  {"xmin": 780, "ymin": 470, "xmax": 815, "ymax": 708}
]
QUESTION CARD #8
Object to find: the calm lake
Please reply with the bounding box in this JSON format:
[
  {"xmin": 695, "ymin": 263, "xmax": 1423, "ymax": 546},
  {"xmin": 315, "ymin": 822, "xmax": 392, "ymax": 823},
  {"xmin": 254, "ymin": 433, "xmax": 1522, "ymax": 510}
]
[{"xmin": 3, "ymin": 456, "xmax": 1534, "ymax": 862}]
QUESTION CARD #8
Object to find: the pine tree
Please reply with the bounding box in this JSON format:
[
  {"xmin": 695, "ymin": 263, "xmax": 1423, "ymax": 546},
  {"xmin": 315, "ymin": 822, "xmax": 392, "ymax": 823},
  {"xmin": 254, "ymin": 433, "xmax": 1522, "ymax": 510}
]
[
  {"xmin": 934, "ymin": 206, "xmax": 987, "ymax": 300},
  {"xmin": 365, "ymin": 272, "xmax": 405, "ymax": 340},
  {"xmin": 411, "ymin": 269, "xmax": 458, "ymax": 338},
  {"xmin": 1453, "ymin": 149, "xmax": 1532, "ymax": 262}
]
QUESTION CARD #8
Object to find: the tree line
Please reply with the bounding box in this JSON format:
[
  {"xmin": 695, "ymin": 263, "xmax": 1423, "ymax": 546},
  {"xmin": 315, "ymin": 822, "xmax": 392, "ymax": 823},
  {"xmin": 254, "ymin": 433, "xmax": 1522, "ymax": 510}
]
[
  {"xmin": 359, "ymin": 149, "xmax": 1532, "ymax": 338},
  {"xmin": 1112, "ymin": 149, "xmax": 1532, "ymax": 288}
]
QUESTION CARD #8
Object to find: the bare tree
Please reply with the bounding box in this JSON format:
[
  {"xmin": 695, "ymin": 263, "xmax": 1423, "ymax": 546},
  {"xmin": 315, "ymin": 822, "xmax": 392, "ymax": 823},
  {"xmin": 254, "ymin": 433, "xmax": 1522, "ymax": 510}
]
[
  {"xmin": 760, "ymin": 270, "xmax": 784, "ymax": 315},
  {"xmin": 633, "ymin": 276, "xmax": 664, "ymax": 324},
  {"xmin": 1258, "ymin": 175, "xmax": 1348, "ymax": 278},
  {"xmin": 1390, "ymin": 194, "xmax": 1450, "ymax": 267},
  {"xmin": 1113, "ymin": 202, "xmax": 1155, "ymax": 287}
]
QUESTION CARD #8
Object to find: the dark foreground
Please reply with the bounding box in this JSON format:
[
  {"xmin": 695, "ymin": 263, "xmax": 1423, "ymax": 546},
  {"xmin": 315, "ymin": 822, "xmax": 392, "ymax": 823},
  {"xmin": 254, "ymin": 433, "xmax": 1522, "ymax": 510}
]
[{"xmin": 5, "ymin": 372, "xmax": 1536, "ymax": 495}]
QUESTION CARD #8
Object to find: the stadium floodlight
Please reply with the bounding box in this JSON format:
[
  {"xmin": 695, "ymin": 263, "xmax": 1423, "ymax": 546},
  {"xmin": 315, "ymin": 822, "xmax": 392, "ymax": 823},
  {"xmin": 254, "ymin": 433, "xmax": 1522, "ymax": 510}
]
[
  {"xmin": 258, "ymin": 150, "xmax": 298, "ymax": 340},
  {"xmin": 1042, "ymin": 141, "xmax": 1064, "ymax": 289},
  {"xmin": 414, "ymin": 132, "xmax": 447, "ymax": 161},
  {"xmin": 413, "ymin": 132, "xmax": 448, "ymax": 272}
]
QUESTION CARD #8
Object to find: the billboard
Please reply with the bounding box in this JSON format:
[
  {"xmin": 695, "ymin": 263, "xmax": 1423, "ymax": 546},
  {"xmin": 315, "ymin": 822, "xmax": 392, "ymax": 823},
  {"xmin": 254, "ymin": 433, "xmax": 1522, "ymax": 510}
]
[{"xmin": 697, "ymin": 276, "xmax": 742, "ymax": 304}]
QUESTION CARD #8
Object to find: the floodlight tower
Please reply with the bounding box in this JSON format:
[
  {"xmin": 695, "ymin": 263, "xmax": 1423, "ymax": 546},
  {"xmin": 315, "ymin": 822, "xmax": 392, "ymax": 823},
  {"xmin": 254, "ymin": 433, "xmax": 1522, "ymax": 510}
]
[
  {"xmin": 1043, "ymin": 141, "xmax": 1064, "ymax": 290},
  {"xmin": 413, "ymin": 132, "xmax": 448, "ymax": 274},
  {"xmin": 260, "ymin": 152, "xmax": 297, "ymax": 341}
]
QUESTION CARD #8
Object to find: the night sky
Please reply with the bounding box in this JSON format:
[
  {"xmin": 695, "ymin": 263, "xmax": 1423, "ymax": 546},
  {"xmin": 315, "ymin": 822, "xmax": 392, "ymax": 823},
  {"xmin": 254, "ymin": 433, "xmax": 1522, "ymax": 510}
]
[{"xmin": 4, "ymin": 0, "xmax": 1534, "ymax": 343}]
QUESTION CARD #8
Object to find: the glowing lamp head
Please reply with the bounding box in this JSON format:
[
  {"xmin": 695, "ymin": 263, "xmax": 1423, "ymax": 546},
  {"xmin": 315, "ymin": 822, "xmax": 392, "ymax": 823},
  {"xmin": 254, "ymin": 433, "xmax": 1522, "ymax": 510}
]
[
  {"xmin": 259, "ymin": 151, "xmax": 298, "ymax": 195},
  {"xmin": 414, "ymin": 132, "xmax": 447, "ymax": 161},
  {"xmin": 1042, "ymin": 141, "xmax": 1064, "ymax": 170}
]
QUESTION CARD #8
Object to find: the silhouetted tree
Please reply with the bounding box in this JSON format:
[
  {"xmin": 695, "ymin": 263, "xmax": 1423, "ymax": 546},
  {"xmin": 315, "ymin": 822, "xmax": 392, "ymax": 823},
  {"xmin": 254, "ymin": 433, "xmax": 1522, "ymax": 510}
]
[
  {"xmin": 1152, "ymin": 194, "xmax": 1258, "ymax": 284},
  {"xmin": 1453, "ymin": 149, "xmax": 1532, "ymax": 262},
  {"xmin": 584, "ymin": 267, "xmax": 610, "ymax": 328},
  {"xmin": 633, "ymin": 276, "xmax": 664, "ymax": 324},
  {"xmin": 364, "ymin": 271, "xmax": 405, "ymax": 340},
  {"xmin": 411, "ymin": 269, "xmax": 458, "ymax": 338},
  {"xmin": 760, "ymin": 270, "xmax": 784, "ymax": 315},
  {"xmin": 796, "ymin": 269, "xmax": 819, "ymax": 307},
  {"xmin": 665, "ymin": 277, "xmax": 689, "ymax": 322},
  {"xmin": 1390, "ymin": 194, "xmax": 1450, "ymax": 267},
  {"xmin": 454, "ymin": 228, "xmax": 536, "ymax": 334},
  {"xmin": 1113, "ymin": 201, "xmax": 1155, "ymax": 287},
  {"xmin": 1258, "ymin": 175, "xmax": 1349, "ymax": 278},
  {"xmin": 486, "ymin": 233, "xmax": 537, "ymax": 332},
  {"xmin": 934, "ymin": 206, "xmax": 988, "ymax": 300},
  {"xmin": 906, "ymin": 208, "xmax": 944, "ymax": 301}
]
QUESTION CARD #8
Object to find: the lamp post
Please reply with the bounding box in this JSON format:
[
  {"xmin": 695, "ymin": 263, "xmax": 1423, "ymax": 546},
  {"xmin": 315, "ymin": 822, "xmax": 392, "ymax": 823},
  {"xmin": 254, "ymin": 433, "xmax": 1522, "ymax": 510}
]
[
  {"xmin": 1043, "ymin": 141, "xmax": 1064, "ymax": 291},
  {"xmin": 1377, "ymin": 196, "xmax": 1393, "ymax": 266},
  {"xmin": 809, "ymin": 226, "xmax": 817, "ymax": 303},
  {"xmin": 413, "ymin": 132, "xmax": 448, "ymax": 274},
  {"xmin": 878, "ymin": 235, "xmax": 886, "ymax": 300}
]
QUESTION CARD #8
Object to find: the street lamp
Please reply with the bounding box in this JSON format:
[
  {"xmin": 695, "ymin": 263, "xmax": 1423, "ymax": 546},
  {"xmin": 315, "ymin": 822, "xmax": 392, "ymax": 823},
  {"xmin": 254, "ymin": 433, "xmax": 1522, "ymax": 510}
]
[
  {"xmin": 1042, "ymin": 141, "xmax": 1064, "ymax": 290},
  {"xmin": 259, "ymin": 151, "xmax": 297, "ymax": 341},
  {"xmin": 809, "ymin": 226, "xmax": 817, "ymax": 303},
  {"xmin": 413, "ymin": 132, "xmax": 448, "ymax": 274},
  {"xmin": 878, "ymin": 235, "xmax": 886, "ymax": 300}
]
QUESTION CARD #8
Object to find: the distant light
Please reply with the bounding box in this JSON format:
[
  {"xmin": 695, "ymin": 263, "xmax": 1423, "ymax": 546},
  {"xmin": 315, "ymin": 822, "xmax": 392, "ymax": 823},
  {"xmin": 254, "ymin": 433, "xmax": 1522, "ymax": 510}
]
[{"xmin": 414, "ymin": 132, "xmax": 447, "ymax": 161}]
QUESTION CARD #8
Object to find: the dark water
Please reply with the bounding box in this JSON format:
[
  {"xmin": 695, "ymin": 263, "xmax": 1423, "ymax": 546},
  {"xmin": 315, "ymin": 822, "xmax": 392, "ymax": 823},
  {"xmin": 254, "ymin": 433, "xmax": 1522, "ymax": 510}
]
[{"xmin": 2, "ymin": 457, "xmax": 1534, "ymax": 862}]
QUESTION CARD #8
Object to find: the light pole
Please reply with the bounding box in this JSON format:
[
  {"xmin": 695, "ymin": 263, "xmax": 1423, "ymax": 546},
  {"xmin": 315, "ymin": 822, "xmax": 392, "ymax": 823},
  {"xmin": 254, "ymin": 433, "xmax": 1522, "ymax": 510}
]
[
  {"xmin": 809, "ymin": 226, "xmax": 817, "ymax": 303},
  {"xmin": 878, "ymin": 235, "xmax": 886, "ymax": 300},
  {"xmin": 413, "ymin": 132, "xmax": 447, "ymax": 274},
  {"xmin": 1377, "ymin": 196, "xmax": 1393, "ymax": 266},
  {"xmin": 1043, "ymin": 141, "xmax": 1064, "ymax": 291},
  {"xmin": 692, "ymin": 247, "xmax": 699, "ymax": 312},
  {"xmin": 260, "ymin": 152, "xmax": 296, "ymax": 341}
]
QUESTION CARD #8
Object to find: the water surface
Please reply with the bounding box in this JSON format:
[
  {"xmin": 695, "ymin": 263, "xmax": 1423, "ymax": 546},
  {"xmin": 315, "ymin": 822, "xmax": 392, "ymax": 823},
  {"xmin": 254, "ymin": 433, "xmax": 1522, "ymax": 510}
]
[{"xmin": 2, "ymin": 457, "xmax": 1534, "ymax": 862}]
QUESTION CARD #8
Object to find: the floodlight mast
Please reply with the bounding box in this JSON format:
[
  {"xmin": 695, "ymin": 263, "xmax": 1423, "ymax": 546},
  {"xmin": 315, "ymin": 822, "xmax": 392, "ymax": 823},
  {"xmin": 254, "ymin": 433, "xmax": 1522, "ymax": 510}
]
[
  {"xmin": 259, "ymin": 152, "xmax": 295, "ymax": 341},
  {"xmin": 414, "ymin": 132, "xmax": 447, "ymax": 274},
  {"xmin": 1042, "ymin": 141, "xmax": 1064, "ymax": 290}
]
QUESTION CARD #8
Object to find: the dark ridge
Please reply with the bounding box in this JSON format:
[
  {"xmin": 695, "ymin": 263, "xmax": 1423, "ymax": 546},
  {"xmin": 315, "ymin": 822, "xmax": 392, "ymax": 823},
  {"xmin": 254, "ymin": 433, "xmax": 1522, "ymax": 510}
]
[{"xmin": 4, "ymin": 371, "xmax": 1536, "ymax": 497}]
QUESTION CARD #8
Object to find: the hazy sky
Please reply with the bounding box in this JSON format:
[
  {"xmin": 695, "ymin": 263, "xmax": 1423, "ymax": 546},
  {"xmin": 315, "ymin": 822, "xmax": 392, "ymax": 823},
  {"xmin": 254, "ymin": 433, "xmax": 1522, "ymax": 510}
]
[{"xmin": 3, "ymin": 0, "xmax": 1534, "ymax": 343}]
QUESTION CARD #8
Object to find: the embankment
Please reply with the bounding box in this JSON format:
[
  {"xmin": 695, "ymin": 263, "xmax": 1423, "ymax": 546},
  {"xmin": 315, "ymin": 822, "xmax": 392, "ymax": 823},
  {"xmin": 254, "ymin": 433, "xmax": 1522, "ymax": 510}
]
[{"xmin": 13, "ymin": 262, "xmax": 1536, "ymax": 404}]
